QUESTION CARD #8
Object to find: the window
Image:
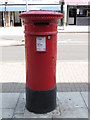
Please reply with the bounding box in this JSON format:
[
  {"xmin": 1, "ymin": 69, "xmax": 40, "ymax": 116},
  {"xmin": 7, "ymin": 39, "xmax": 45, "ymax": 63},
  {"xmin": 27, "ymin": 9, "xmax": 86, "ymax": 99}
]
[
  {"xmin": 69, "ymin": 9, "xmax": 76, "ymax": 17},
  {"xmin": 77, "ymin": 7, "xmax": 90, "ymax": 17}
]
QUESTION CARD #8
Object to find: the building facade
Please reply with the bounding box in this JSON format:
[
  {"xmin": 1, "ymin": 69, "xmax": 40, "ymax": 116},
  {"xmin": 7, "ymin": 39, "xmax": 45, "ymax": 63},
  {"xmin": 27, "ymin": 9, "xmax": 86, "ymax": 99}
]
[
  {"xmin": 1, "ymin": 0, "xmax": 89, "ymax": 27},
  {"xmin": 64, "ymin": 0, "xmax": 90, "ymax": 26},
  {"xmin": 0, "ymin": 0, "xmax": 61, "ymax": 27}
]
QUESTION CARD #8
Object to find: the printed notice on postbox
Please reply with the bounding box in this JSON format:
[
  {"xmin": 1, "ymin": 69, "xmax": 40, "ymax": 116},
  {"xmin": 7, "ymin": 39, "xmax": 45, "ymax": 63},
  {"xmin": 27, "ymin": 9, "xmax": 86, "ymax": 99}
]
[{"xmin": 36, "ymin": 37, "xmax": 46, "ymax": 52}]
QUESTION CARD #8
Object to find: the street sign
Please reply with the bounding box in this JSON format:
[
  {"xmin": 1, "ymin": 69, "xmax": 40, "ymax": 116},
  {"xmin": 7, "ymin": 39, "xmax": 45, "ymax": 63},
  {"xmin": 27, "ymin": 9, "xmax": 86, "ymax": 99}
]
[{"xmin": 36, "ymin": 37, "xmax": 46, "ymax": 52}]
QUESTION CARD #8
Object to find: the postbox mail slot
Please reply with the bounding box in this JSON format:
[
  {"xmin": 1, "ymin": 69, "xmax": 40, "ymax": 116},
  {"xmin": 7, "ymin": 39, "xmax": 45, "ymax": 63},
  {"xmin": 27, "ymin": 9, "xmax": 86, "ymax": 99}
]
[{"xmin": 34, "ymin": 22, "xmax": 49, "ymax": 26}]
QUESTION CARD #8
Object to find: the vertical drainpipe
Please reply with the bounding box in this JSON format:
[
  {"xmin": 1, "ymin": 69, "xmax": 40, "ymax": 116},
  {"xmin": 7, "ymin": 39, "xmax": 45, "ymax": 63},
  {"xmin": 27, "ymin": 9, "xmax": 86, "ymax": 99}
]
[
  {"xmin": 22, "ymin": 0, "xmax": 28, "ymax": 41},
  {"xmin": 26, "ymin": 0, "xmax": 28, "ymax": 12},
  {"xmin": 5, "ymin": 1, "xmax": 8, "ymax": 27},
  {"xmin": 64, "ymin": 2, "xmax": 67, "ymax": 28},
  {"xmin": 61, "ymin": 0, "xmax": 64, "ymax": 26},
  {"xmin": 76, "ymin": 6, "xmax": 77, "ymax": 26},
  {"xmin": 59, "ymin": 0, "xmax": 64, "ymax": 28}
]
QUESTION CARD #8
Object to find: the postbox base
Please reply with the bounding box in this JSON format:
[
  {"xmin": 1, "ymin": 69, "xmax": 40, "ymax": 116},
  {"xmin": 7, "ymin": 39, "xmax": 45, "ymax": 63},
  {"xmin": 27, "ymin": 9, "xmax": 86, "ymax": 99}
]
[{"xmin": 26, "ymin": 86, "xmax": 56, "ymax": 114}]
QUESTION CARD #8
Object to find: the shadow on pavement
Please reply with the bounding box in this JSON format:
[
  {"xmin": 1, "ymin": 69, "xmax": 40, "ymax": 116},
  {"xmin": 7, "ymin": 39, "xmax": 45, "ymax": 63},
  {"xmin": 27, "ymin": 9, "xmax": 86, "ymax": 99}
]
[{"xmin": 0, "ymin": 82, "xmax": 88, "ymax": 93}]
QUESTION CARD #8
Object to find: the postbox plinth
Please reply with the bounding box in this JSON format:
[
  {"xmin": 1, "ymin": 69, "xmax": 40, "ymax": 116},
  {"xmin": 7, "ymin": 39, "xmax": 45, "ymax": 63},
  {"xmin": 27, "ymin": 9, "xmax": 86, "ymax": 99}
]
[{"xmin": 20, "ymin": 10, "xmax": 63, "ymax": 114}]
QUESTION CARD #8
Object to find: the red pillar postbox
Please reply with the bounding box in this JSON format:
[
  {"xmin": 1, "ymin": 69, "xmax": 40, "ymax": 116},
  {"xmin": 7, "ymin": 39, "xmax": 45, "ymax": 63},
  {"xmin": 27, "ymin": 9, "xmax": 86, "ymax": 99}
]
[{"xmin": 20, "ymin": 10, "xmax": 63, "ymax": 114}]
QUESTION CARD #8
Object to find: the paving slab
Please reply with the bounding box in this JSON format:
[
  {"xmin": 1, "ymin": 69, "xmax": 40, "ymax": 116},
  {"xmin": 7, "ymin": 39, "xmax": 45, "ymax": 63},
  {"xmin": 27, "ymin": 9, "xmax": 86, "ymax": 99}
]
[
  {"xmin": 1, "ymin": 109, "xmax": 14, "ymax": 118},
  {"xmin": 0, "ymin": 109, "xmax": 2, "ymax": 120},
  {"xmin": 0, "ymin": 92, "xmax": 88, "ymax": 118},
  {"xmin": 0, "ymin": 93, "xmax": 2, "ymax": 110},
  {"xmin": 13, "ymin": 93, "xmax": 61, "ymax": 118},
  {"xmin": 58, "ymin": 26, "xmax": 89, "ymax": 33},
  {"xmin": 0, "ymin": 47, "xmax": 2, "ymax": 62},
  {"xmin": 14, "ymin": 93, "xmax": 26, "ymax": 115},
  {"xmin": 0, "ymin": 82, "xmax": 2, "ymax": 93},
  {"xmin": 21, "ymin": 104, "xmax": 60, "ymax": 119},
  {"xmin": 81, "ymin": 92, "xmax": 88, "ymax": 108},
  {"xmin": 57, "ymin": 92, "xmax": 88, "ymax": 118},
  {"xmin": 0, "ymin": 61, "xmax": 88, "ymax": 92},
  {"xmin": 1, "ymin": 93, "xmax": 20, "ymax": 109}
]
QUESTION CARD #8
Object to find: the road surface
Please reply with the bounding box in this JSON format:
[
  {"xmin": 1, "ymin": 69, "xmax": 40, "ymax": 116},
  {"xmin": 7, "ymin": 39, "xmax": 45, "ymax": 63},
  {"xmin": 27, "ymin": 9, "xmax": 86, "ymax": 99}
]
[{"xmin": 0, "ymin": 33, "xmax": 88, "ymax": 62}]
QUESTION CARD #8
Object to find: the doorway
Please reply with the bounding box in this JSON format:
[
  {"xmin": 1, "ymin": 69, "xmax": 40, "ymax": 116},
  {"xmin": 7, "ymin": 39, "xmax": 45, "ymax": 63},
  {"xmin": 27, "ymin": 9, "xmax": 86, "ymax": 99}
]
[
  {"xmin": 14, "ymin": 11, "xmax": 22, "ymax": 26},
  {"xmin": 69, "ymin": 8, "xmax": 76, "ymax": 25}
]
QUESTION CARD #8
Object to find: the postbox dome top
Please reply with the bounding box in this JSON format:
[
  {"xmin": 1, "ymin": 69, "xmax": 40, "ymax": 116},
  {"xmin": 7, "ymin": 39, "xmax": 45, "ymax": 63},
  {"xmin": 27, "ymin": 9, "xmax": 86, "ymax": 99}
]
[{"xmin": 20, "ymin": 10, "xmax": 63, "ymax": 20}]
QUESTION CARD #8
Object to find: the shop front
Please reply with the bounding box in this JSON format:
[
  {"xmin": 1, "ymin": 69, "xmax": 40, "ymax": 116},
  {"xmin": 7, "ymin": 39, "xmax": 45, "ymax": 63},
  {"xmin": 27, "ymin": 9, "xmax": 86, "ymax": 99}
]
[
  {"xmin": 67, "ymin": 5, "xmax": 90, "ymax": 26},
  {"xmin": 0, "ymin": 0, "xmax": 61, "ymax": 27},
  {"xmin": 64, "ymin": 0, "xmax": 90, "ymax": 26}
]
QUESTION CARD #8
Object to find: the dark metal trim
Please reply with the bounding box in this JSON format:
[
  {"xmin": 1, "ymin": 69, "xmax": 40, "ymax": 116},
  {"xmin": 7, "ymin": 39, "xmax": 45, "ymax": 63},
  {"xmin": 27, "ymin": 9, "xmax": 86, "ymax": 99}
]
[{"xmin": 26, "ymin": 86, "xmax": 56, "ymax": 114}]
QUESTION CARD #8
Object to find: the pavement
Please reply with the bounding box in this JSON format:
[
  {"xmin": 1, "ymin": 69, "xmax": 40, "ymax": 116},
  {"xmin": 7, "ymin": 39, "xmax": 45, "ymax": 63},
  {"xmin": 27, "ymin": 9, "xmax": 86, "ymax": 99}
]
[
  {"xmin": 0, "ymin": 26, "xmax": 24, "ymax": 47},
  {"xmin": 58, "ymin": 25, "xmax": 89, "ymax": 33},
  {"xmin": 0, "ymin": 61, "xmax": 88, "ymax": 119},
  {"xmin": 0, "ymin": 92, "xmax": 88, "ymax": 119},
  {"xmin": 0, "ymin": 26, "xmax": 89, "ymax": 119},
  {"xmin": 0, "ymin": 61, "xmax": 88, "ymax": 93}
]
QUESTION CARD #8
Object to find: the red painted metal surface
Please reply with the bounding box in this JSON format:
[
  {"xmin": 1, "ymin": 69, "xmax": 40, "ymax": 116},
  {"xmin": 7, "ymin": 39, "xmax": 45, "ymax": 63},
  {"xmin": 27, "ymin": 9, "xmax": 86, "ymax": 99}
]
[{"xmin": 20, "ymin": 10, "xmax": 63, "ymax": 91}]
